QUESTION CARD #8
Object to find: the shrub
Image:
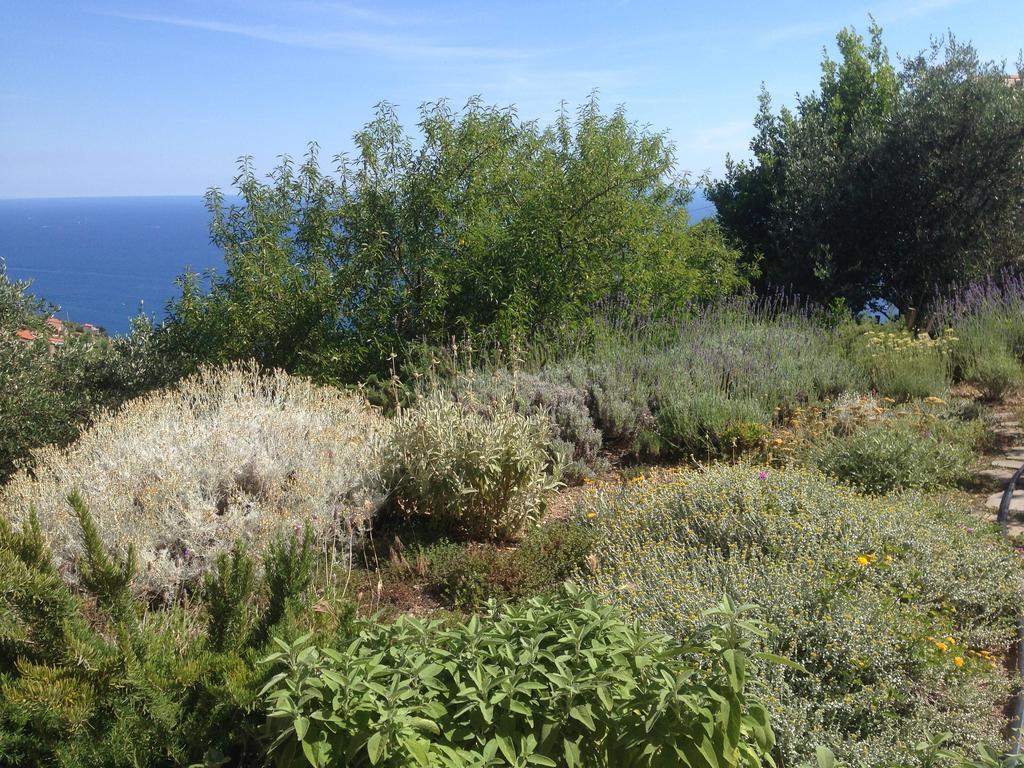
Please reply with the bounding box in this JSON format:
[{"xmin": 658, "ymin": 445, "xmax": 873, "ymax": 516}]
[
  {"xmin": 583, "ymin": 464, "xmax": 1022, "ymax": 766},
  {"xmin": 811, "ymin": 407, "xmax": 981, "ymax": 493},
  {"xmin": 550, "ymin": 296, "xmax": 855, "ymax": 461},
  {"xmin": 377, "ymin": 392, "xmax": 559, "ymax": 540},
  {"xmin": 959, "ymin": 341, "xmax": 1021, "ymax": 399},
  {"xmin": 933, "ymin": 273, "xmax": 1024, "ymax": 398},
  {"xmin": 845, "ymin": 326, "xmax": 952, "ymax": 401},
  {"xmin": 262, "ymin": 587, "xmax": 777, "ymax": 768},
  {"xmin": 0, "ymin": 265, "xmax": 162, "ymax": 481},
  {"xmin": 468, "ymin": 370, "xmax": 605, "ymax": 483},
  {"xmin": 710, "ymin": 25, "xmax": 1024, "ymax": 311},
  {"xmin": 0, "ymin": 362, "xmax": 384, "ymax": 596},
  {"xmin": 162, "ymin": 97, "xmax": 746, "ymax": 384},
  {"xmin": 653, "ymin": 386, "xmax": 771, "ymax": 459},
  {"xmin": 0, "ymin": 499, "xmax": 358, "ymax": 767},
  {"xmin": 418, "ymin": 520, "xmax": 597, "ymax": 610}
]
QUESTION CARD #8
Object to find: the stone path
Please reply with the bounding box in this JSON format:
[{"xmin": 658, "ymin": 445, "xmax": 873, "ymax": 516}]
[{"xmin": 981, "ymin": 410, "xmax": 1024, "ymax": 536}]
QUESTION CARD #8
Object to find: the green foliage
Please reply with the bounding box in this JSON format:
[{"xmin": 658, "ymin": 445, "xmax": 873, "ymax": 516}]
[
  {"xmin": 377, "ymin": 392, "xmax": 560, "ymax": 540},
  {"xmin": 264, "ymin": 527, "xmax": 317, "ymax": 632},
  {"xmin": 0, "ymin": 263, "xmax": 160, "ymax": 480},
  {"xmin": 205, "ymin": 542, "xmax": 257, "ymax": 652},
  {"xmin": 262, "ymin": 587, "xmax": 777, "ymax": 768},
  {"xmin": 958, "ymin": 342, "xmax": 1021, "ymax": 400},
  {"xmin": 709, "ymin": 23, "xmax": 1024, "ymax": 311},
  {"xmin": 584, "ymin": 464, "xmax": 1022, "ymax": 766},
  {"xmin": 810, "ymin": 408, "xmax": 982, "ymax": 494},
  {"xmin": 548, "ymin": 296, "xmax": 854, "ymax": 462},
  {"xmin": 160, "ymin": 97, "xmax": 746, "ymax": 383},
  {"xmin": 842, "ymin": 325, "xmax": 953, "ymax": 401},
  {"xmin": 467, "ymin": 370, "xmax": 606, "ymax": 483},
  {"xmin": 0, "ymin": 499, "xmax": 357, "ymax": 767},
  {"xmin": 415, "ymin": 520, "xmax": 597, "ymax": 610},
  {"xmin": 938, "ymin": 278, "xmax": 1024, "ymax": 399}
]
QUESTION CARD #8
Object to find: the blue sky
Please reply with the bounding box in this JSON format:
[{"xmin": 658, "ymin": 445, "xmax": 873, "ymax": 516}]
[{"xmin": 2, "ymin": 0, "xmax": 1021, "ymax": 198}]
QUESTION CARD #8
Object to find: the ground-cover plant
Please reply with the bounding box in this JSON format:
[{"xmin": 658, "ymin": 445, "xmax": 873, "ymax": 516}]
[
  {"xmin": 0, "ymin": 499, "xmax": 357, "ymax": 768},
  {"xmin": 1, "ymin": 362, "xmax": 385, "ymax": 596},
  {"xmin": 376, "ymin": 392, "xmax": 559, "ymax": 540},
  {"xmin": 582, "ymin": 464, "xmax": 1023, "ymax": 766},
  {"xmin": 809, "ymin": 399, "xmax": 985, "ymax": 493},
  {"xmin": 262, "ymin": 586, "xmax": 778, "ymax": 768},
  {"xmin": 403, "ymin": 519, "xmax": 597, "ymax": 610}
]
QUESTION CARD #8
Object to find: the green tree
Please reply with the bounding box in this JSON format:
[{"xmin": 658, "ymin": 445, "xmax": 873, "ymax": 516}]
[
  {"xmin": 709, "ymin": 23, "xmax": 1024, "ymax": 314},
  {"xmin": 0, "ymin": 264, "xmax": 157, "ymax": 480},
  {"xmin": 162, "ymin": 96, "xmax": 746, "ymax": 383}
]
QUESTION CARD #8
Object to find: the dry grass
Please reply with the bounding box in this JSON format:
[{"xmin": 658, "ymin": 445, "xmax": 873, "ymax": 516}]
[{"xmin": 1, "ymin": 362, "xmax": 385, "ymax": 596}]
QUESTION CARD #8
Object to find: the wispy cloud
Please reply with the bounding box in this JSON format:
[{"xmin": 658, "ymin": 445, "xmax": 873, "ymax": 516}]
[
  {"xmin": 290, "ymin": 1, "xmax": 426, "ymax": 27},
  {"xmin": 99, "ymin": 9, "xmax": 529, "ymax": 60}
]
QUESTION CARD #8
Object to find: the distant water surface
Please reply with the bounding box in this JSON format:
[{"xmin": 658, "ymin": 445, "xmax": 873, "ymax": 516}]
[
  {"xmin": 0, "ymin": 197, "xmax": 223, "ymax": 334},
  {"xmin": 0, "ymin": 193, "xmax": 715, "ymax": 336}
]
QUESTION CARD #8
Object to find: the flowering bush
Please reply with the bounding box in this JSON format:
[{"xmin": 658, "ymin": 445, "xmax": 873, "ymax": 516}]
[
  {"xmin": 809, "ymin": 400, "xmax": 985, "ymax": 493},
  {"xmin": 847, "ymin": 326, "xmax": 953, "ymax": 400},
  {"xmin": 936, "ymin": 272, "xmax": 1024, "ymax": 398},
  {"xmin": 377, "ymin": 392, "xmax": 559, "ymax": 540},
  {"xmin": 1, "ymin": 363, "xmax": 384, "ymax": 596},
  {"xmin": 582, "ymin": 464, "xmax": 1022, "ymax": 766}
]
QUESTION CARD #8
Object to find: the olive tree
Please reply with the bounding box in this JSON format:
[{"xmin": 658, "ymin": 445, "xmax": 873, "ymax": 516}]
[{"xmin": 709, "ymin": 23, "xmax": 1024, "ymax": 314}]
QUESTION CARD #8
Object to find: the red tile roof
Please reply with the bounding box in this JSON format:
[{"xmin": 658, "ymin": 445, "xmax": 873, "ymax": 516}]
[
  {"xmin": 46, "ymin": 317, "xmax": 63, "ymax": 333},
  {"xmin": 15, "ymin": 329, "xmax": 36, "ymax": 341}
]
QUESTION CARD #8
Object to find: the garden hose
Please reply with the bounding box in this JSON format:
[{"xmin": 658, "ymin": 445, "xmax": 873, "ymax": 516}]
[{"xmin": 997, "ymin": 462, "xmax": 1024, "ymax": 755}]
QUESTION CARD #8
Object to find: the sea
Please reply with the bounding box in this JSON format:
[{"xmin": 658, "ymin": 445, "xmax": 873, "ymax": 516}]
[
  {"xmin": 0, "ymin": 193, "xmax": 715, "ymax": 336},
  {"xmin": 0, "ymin": 197, "xmax": 222, "ymax": 335}
]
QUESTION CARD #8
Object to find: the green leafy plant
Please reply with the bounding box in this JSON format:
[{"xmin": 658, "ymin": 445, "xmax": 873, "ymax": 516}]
[
  {"xmin": 709, "ymin": 23, "xmax": 1024, "ymax": 311},
  {"xmin": 0, "ymin": 496, "xmax": 357, "ymax": 767},
  {"xmin": 262, "ymin": 587, "xmax": 777, "ymax": 767},
  {"xmin": 415, "ymin": 520, "xmax": 597, "ymax": 610},
  {"xmin": 377, "ymin": 392, "xmax": 560, "ymax": 540},
  {"xmin": 160, "ymin": 97, "xmax": 745, "ymax": 383},
  {"xmin": 810, "ymin": 408, "xmax": 981, "ymax": 494}
]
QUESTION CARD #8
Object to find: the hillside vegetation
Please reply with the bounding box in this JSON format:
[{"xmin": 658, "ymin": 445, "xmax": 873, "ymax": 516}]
[{"xmin": 2, "ymin": 21, "xmax": 1024, "ymax": 768}]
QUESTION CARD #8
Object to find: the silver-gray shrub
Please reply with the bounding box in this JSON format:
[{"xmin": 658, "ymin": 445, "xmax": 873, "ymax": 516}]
[
  {"xmin": 376, "ymin": 392, "xmax": 559, "ymax": 540},
  {"xmin": 465, "ymin": 369, "xmax": 605, "ymax": 482},
  {"xmin": 1, "ymin": 362, "xmax": 386, "ymax": 597},
  {"xmin": 563, "ymin": 295, "xmax": 857, "ymax": 458},
  {"xmin": 583, "ymin": 464, "xmax": 1022, "ymax": 766}
]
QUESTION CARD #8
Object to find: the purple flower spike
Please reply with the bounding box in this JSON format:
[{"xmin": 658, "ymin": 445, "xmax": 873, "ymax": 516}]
[{"xmin": 757, "ymin": 470, "xmax": 768, "ymax": 480}]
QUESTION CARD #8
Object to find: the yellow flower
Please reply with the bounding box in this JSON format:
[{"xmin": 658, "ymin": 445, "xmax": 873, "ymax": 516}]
[
  {"xmin": 953, "ymin": 656, "xmax": 964, "ymax": 668},
  {"xmin": 856, "ymin": 555, "xmax": 870, "ymax": 567},
  {"xmin": 936, "ymin": 642, "xmax": 949, "ymax": 653},
  {"xmin": 586, "ymin": 511, "xmax": 597, "ymax": 519},
  {"xmin": 924, "ymin": 396, "xmax": 946, "ymax": 405}
]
